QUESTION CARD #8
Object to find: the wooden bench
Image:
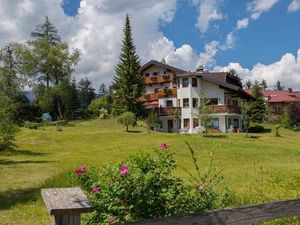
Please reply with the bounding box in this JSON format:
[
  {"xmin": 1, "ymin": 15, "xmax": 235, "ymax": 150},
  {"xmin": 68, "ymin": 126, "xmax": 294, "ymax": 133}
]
[{"xmin": 41, "ymin": 188, "xmax": 93, "ymax": 225}]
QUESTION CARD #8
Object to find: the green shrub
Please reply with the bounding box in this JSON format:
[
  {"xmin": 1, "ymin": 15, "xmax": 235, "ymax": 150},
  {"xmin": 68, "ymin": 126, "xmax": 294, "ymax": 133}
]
[
  {"xmin": 24, "ymin": 121, "xmax": 40, "ymax": 129},
  {"xmin": 117, "ymin": 111, "xmax": 136, "ymax": 132},
  {"xmin": 99, "ymin": 108, "xmax": 109, "ymax": 120},
  {"xmin": 75, "ymin": 144, "xmax": 231, "ymax": 225}
]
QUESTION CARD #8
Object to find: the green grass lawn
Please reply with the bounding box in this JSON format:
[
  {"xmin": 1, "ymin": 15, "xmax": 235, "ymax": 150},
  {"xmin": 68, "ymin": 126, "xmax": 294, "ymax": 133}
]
[{"xmin": 1, "ymin": 119, "xmax": 300, "ymax": 225}]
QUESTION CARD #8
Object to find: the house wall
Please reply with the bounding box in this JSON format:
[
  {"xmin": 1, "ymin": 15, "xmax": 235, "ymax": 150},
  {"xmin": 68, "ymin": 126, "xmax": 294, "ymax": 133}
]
[
  {"xmin": 145, "ymin": 83, "xmax": 172, "ymax": 94},
  {"xmin": 268, "ymin": 102, "xmax": 289, "ymax": 114},
  {"xmin": 201, "ymin": 80, "xmax": 225, "ymax": 104},
  {"xmin": 158, "ymin": 116, "xmax": 179, "ymax": 133}
]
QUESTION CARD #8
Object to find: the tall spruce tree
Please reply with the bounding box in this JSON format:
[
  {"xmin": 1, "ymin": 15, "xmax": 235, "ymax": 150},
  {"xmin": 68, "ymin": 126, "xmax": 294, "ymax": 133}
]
[
  {"xmin": 250, "ymin": 80, "xmax": 267, "ymax": 122},
  {"xmin": 113, "ymin": 15, "xmax": 145, "ymax": 116},
  {"xmin": 78, "ymin": 77, "xmax": 95, "ymax": 109},
  {"xmin": 275, "ymin": 80, "xmax": 284, "ymax": 90},
  {"xmin": 260, "ymin": 79, "xmax": 267, "ymax": 89}
]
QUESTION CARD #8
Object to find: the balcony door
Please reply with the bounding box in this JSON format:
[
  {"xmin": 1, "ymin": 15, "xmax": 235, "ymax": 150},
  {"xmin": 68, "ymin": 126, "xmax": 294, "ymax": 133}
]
[{"xmin": 167, "ymin": 120, "xmax": 173, "ymax": 133}]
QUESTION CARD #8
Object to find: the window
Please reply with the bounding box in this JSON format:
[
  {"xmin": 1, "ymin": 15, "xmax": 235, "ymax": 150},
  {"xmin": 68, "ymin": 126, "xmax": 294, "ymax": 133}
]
[
  {"xmin": 177, "ymin": 79, "xmax": 180, "ymax": 88},
  {"xmin": 166, "ymin": 100, "xmax": 173, "ymax": 107},
  {"xmin": 152, "ymin": 72, "xmax": 158, "ymax": 76},
  {"xmin": 177, "ymin": 99, "xmax": 181, "ymax": 107},
  {"xmin": 275, "ymin": 106, "xmax": 282, "ymax": 112},
  {"xmin": 145, "ymin": 73, "xmax": 150, "ymax": 77},
  {"xmin": 227, "ymin": 99, "xmax": 231, "ymax": 105},
  {"xmin": 233, "ymin": 119, "xmax": 239, "ymax": 128},
  {"xmin": 182, "ymin": 78, "xmax": 189, "ymax": 87},
  {"xmin": 192, "ymin": 98, "xmax": 199, "ymax": 108},
  {"xmin": 204, "ymin": 98, "xmax": 218, "ymax": 105},
  {"xmin": 154, "ymin": 88, "xmax": 159, "ymax": 93},
  {"xmin": 159, "ymin": 121, "xmax": 163, "ymax": 129},
  {"xmin": 163, "ymin": 71, "xmax": 167, "ymax": 75},
  {"xmin": 183, "ymin": 98, "xmax": 189, "ymax": 108},
  {"xmin": 193, "ymin": 118, "xmax": 199, "ymax": 128},
  {"xmin": 212, "ymin": 118, "xmax": 219, "ymax": 129},
  {"xmin": 192, "ymin": 78, "xmax": 197, "ymax": 87},
  {"xmin": 184, "ymin": 118, "xmax": 190, "ymax": 128}
]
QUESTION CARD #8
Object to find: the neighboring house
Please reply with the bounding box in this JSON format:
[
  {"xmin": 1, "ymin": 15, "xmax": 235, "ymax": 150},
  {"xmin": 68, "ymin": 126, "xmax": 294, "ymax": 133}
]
[
  {"xmin": 139, "ymin": 60, "xmax": 251, "ymax": 133},
  {"xmin": 245, "ymin": 89, "xmax": 300, "ymax": 115}
]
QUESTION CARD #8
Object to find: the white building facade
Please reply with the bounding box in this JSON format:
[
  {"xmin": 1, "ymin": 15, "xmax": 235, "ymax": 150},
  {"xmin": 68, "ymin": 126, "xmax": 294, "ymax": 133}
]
[{"xmin": 140, "ymin": 60, "xmax": 251, "ymax": 133}]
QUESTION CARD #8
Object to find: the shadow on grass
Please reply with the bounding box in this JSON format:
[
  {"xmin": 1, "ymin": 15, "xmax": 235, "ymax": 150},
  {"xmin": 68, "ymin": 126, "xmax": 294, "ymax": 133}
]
[
  {"xmin": 246, "ymin": 135, "xmax": 260, "ymax": 139},
  {"xmin": 0, "ymin": 170, "xmax": 76, "ymax": 210},
  {"xmin": 204, "ymin": 134, "xmax": 227, "ymax": 138},
  {"xmin": 0, "ymin": 147, "xmax": 49, "ymax": 156},
  {"xmin": 0, "ymin": 159, "xmax": 53, "ymax": 165},
  {"xmin": 126, "ymin": 130, "xmax": 143, "ymax": 133}
]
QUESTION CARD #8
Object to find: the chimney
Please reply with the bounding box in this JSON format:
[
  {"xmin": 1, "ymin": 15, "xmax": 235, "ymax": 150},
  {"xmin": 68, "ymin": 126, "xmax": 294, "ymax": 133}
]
[
  {"xmin": 196, "ymin": 65, "xmax": 206, "ymax": 73},
  {"xmin": 288, "ymin": 88, "xmax": 292, "ymax": 93}
]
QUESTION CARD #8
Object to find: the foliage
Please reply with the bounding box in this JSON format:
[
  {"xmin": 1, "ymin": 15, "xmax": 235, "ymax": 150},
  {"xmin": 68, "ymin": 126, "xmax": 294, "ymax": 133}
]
[
  {"xmin": 250, "ymin": 81, "xmax": 267, "ymax": 122},
  {"xmin": 64, "ymin": 79, "xmax": 81, "ymax": 119},
  {"xmin": 275, "ymin": 80, "xmax": 284, "ymax": 90},
  {"xmin": 76, "ymin": 144, "xmax": 230, "ymax": 225},
  {"xmin": 117, "ymin": 111, "xmax": 136, "ymax": 132},
  {"xmin": 198, "ymin": 103, "xmax": 213, "ymax": 136},
  {"xmin": 260, "ymin": 79, "xmax": 267, "ymax": 89},
  {"xmin": 97, "ymin": 83, "xmax": 108, "ymax": 98},
  {"xmin": 113, "ymin": 15, "xmax": 145, "ymax": 117},
  {"xmin": 288, "ymin": 101, "xmax": 300, "ymax": 127},
  {"xmin": 24, "ymin": 121, "xmax": 41, "ymax": 130},
  {"xmin": 241, "ymin": 101, "xmax": 251, "ymax": 136},
  {"xmin": 88, "ymin": 96, "xmax": 111, "ymax": 116},
  {"xmin": 0, "ymin": 93, "xmax": 17, "ymax": 149},
  {"xmin": 99, "ymin": 109, "xmax": 109, "ymax": 120},
  {"xmin": 78, "ymin": 77, "xmax": 95, "ymax": 109},
  {"xmin": 244, "ymin": 80, "xmax": 252, "ymax": 89},
  {"xmin": 274, "ymin": 125, "xmax": 281, "ymax": 137},
  {"xmin": 145, "ymin": 110, "xmax": 159, "ymax": 131}
]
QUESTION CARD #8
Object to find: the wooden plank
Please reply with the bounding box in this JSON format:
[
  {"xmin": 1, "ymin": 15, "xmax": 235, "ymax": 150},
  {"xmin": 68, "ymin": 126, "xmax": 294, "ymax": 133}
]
[
  {"xmin": 41, "ymin": 188, "xmax": 93, "ymax": 215},
  {"xmin": 122, "ymin": 198, "xmax": 300, "ymax": 225}
]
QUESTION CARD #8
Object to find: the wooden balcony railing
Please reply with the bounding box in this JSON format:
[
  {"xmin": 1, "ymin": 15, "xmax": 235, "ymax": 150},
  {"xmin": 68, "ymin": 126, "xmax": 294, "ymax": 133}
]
[
  {"xmin": 144, "ymin": 73, "xmax": 174, "ymax": 85},
  {"xmin": 157, "ymin": 107, "xmax": 181, "ymax": 116},
  {"xmin": 158, "ymin": 88, "xmax": 177, "ymax": 97},
  {"xmin": 139, "ymin": 93, "xmax": 159, "ymax": 102},
  {"xmin": 209, "ymin": 105, "xmax": 241, "ymax": 114}
]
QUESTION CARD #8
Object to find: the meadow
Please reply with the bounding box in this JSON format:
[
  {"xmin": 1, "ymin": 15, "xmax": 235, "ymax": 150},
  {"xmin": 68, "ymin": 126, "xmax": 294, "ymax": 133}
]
[{"xmin": 1, "ymin": 119, "xmax": 300, "ymax": 225}]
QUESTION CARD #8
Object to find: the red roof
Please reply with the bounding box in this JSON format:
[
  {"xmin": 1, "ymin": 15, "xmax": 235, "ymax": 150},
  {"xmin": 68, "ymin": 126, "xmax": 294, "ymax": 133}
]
[{"xmin": 244, "ymin": 89, "xmax": 300, "ymax": 103}]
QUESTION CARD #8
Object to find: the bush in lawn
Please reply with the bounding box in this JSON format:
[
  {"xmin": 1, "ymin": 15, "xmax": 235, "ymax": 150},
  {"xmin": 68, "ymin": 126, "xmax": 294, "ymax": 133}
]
[
  {"xmin": 145, "ymin": 110, "xmax": 159, "ymax": 131},
  {"xmin": 117, "ymin": 111, "xmax": 136, "ymax": 132},
  {"xmin": 99, "ymin": 108, "xmax": 109, "ymax": 120},
  {"xmin": 24, "ymin": 121, "xmax": 41, "ymax": 129},
  {"xmin": 288, "ymin": 101, "xmax": 300, "ymax": 127},
  {"xmin": 75, "ymin": 143, "xmax": 231, "ymax": 225}
]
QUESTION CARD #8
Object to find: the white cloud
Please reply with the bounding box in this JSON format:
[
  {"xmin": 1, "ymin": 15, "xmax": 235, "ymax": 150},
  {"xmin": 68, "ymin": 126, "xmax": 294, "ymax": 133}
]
[
  {"xmin": 288, "ymin": 0, "xmax": 300, "ymax": 13},
  {"xmin": 247, "ymin": 0, "xmax": 279, "ymax": 20},
  {"xmin": 191, "ymin": 0, "xmax": 223, "ymax": 33},
  {"xmin": 236, "ymin": 18, "xmax": 249, "ymax": 29},
  {"xmin": 0, "ymin": 0, "xmax": 184, "ymax": 88},
  {"xmin": 214, "ymin": 49, "xmax": 300, "ymax": 90}
]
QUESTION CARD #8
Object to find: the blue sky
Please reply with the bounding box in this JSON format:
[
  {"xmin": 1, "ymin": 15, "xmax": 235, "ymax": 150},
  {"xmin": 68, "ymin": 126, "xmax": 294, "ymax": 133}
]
[
  {"xmin": 62, "ymin": 0, "xmax": 300, "ymax": 70},
  {"xmin": 1, "ymin": 0, "xmax": 299, "ymax": 89}
]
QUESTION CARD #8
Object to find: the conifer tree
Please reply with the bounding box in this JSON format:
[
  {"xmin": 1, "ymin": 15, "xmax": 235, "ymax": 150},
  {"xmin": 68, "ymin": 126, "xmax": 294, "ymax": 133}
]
[
  {"xmin": 250, "ymin": 81, "xmax": 267, "ymax": 122},
  {"xmin": 113, "ymin": 15, "xmax": 145, "ymax": 116},
  {"xmin": 260, "ymin": 79, "xmax": 267, "ymax": 89},
  {"xmin": 244, "ymin": 80, "xmax": 252, "ymax": 89},
  {"xmin": 275, "ymin": 80, "xmax": 284, "ymax": 90},
  {"xmin": 66, "ymin": 79, "xmax": 80, "ymax": 118}
]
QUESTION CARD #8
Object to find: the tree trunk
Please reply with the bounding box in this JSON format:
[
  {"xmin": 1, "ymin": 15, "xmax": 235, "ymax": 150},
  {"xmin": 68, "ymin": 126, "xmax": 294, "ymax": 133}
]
[
  {"xmin": 57, "ymin": 97, "xmax": 63, "ymax": 120},
  {"xmin": 126, "ymin": 125, "xmax": 128, "ymax": 132}
]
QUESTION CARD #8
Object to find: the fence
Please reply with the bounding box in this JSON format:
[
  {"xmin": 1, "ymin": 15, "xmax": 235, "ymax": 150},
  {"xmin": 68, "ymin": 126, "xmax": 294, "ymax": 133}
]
[{"xmin": 41, "ymin": 188, "xmax": 300, "ymax": 225}]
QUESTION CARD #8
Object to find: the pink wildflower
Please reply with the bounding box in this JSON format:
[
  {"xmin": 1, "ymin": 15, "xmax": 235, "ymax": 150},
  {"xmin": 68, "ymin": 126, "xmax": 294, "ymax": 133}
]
[
  {"xmin": 196, "ymin": 183, "xmax": 205, "ymax": 190},
  {"xmin": 75, "ymin": 166, "xmax": 87, "ymax": 175},
  {"xmin": 108, "ymin": 215, "xmax": 116, "ymax": 224},
  {"xmin": 160, "ymin": 143, "xmax": 169, "ymax": 150},
  {"xmin": 91, "ymin": 187, "xmax": 100, "ymax": 193},
  {"xmin": 120, "ymin": 165, "xmax": 129, "ymax": 175}
]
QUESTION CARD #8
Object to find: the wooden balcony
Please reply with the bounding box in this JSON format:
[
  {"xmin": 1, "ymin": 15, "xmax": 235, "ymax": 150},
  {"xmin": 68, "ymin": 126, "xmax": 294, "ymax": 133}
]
[
  {"xmin": 158, "ymin": 88, "xmax": 177, "ymax": 98},
  {"xmin": 157, "ymin": 107, "xmax": 181, "ymax": 116},
  {"xmin": 209, "ymin": 105, "xmax": 241, "ymax": 114},
  {"xmin": 144, "ymin": 73, "xmax": 174, "ymax": 85},
  {"xmin": 139, "ymin": 93, "xmax": 158, "ymax": 102}
]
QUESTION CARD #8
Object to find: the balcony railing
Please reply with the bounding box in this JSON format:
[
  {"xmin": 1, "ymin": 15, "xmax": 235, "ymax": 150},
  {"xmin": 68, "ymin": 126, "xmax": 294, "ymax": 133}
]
[
  {"xmin": 209, "ymin": 105, "xmax": 241, "ymax": 114},
  {"xmin": 157, "ymin": 107, "xmax": 181, "ymax": 116},
  {"xmin": 144, "ymin": 73, "xmax": 174, "ymax": 85},
  {"xmin": 139, "ymin": 93, "xmax": 158, "ymax": 102},
  {"xmin": 158, "ymin": 88, "xmax": 177, "ymax": 97}
]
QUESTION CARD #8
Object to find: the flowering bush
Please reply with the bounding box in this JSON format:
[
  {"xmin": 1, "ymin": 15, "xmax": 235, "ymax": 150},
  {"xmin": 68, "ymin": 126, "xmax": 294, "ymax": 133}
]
[{"xmin": 76, "ymin": 144, "xmax": 231, "ymax": 225}]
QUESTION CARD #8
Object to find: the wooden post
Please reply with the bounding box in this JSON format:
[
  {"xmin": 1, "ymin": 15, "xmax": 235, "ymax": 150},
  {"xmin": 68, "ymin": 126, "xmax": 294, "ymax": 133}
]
[{"xmin": 41, "ymin": 188, "xmax": 93, "ymax": 225}]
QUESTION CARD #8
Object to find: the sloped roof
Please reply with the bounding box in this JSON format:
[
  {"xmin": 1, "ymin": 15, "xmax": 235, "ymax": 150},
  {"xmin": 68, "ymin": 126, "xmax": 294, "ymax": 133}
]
[
  {"xmin": 177, "ymin": 72, "xmax": 252, "ymax": 99},
  {"xmin": 244, "ymin": 89, "xmax": 300, "ymax": 103},
  {"xmin": 141, "ymin": 60, "xmax": 186, "ymax": 74}
]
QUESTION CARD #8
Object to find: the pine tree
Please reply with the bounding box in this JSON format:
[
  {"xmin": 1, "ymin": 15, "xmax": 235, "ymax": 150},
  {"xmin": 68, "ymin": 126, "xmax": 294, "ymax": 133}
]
[
  {"xmin": 31, "ymin": 16, "xmax": 61, "ymax": 45},
  {"xmin": 244, "ymin": 80, "xmax": 252, "ymax": 89},
  {"xmin": 275, "ymin": 80, "xmax": 284, "ymax": 90},
  {"xmin": 66, "ymin": 79, "xmax": 80, "ymax": 119},
  {"xmin": 113, "ymin": 15, "xmax": 145, "ymax": 117},
  {"xmin": 250, "ymin": 81, "xmax": 267, "ymax": 122},
  {"xmin": 78, "ymin": 78, "xmax": 95, "ymax": 109},
  {"xmin": 260, "ymin": 79, "xmax": 267, "ymax": 89},
  {"xmin": 97, "ymin": 83, "xmax": 108, "ymax": 98}
]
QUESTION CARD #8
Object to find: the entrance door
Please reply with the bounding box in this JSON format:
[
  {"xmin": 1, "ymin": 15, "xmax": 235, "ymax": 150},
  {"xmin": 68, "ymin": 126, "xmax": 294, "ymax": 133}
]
[
  {"xmin": 167, "ymin": 119, "xmax": 173, "ymax": 133},
  {"xmin": 233, "ymin": 119, "xmax": 239, "ymax": 129}
]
